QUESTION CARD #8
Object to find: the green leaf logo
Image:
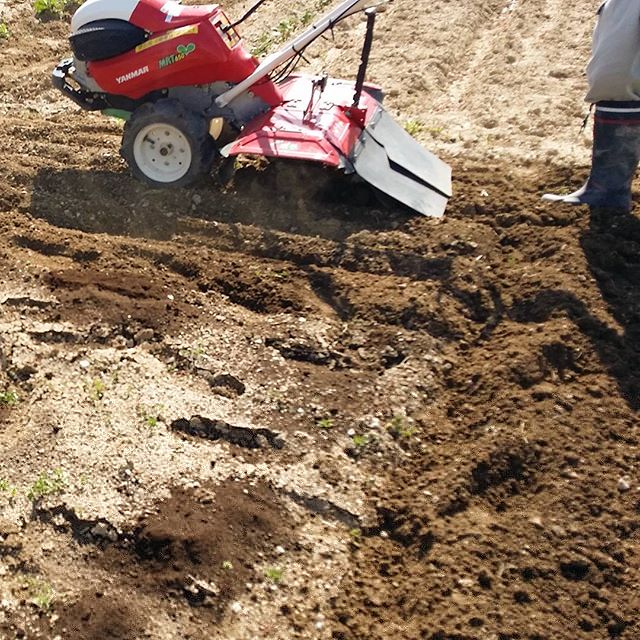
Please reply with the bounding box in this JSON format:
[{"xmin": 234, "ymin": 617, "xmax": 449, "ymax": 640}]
[{"xmin": 177, "ymin": 43, "xmax": 196, "ymax": 55}]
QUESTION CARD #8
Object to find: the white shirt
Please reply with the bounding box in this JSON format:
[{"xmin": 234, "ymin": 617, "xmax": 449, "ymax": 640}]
[{"xmin": 585, "ymin": 0, "xmax": 640, "ymax": 103}]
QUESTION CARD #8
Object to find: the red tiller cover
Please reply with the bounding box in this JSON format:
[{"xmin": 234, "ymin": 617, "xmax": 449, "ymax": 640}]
[{"xmin": 222, "ymin": 76, "xmax": 380, "ymax": 166}]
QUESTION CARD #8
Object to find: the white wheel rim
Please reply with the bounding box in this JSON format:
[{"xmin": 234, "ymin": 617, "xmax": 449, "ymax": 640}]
[{"xmin": 133, "ymin": 123, "xmax": 193, "ymax": 183}]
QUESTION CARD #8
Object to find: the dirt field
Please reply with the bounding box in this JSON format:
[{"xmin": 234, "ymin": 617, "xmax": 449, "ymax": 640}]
[{"xmin": 0, "ymin": 0, "xmax": 639, "ymax": 639}]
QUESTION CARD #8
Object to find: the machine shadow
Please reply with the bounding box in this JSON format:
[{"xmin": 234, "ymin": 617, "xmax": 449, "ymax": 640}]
[
  {"xmin": 508, "ymin": 212, "xmax": 640, "ymax": 411},
  {"xmin": 29, "ymin": 164, "xmax": 411, "ymax": 243}
]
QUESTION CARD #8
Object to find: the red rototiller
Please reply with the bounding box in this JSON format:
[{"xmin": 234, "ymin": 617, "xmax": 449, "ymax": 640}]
[{"xmin": 53, "ymin": 0, "xmax": 451, "ymax": 216}]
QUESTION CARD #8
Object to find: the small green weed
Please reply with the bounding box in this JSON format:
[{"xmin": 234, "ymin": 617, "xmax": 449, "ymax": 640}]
[
  {"xmin": 27, "ymin": 469, "xmax": 67, "ymax": 501},
  {"xmin": 300, "ymin": 9, "xmax": 314, "ymax": 26},
  {"xmin": 137, "ymin": 404, "xmax": 163, "ymax": 430},
  {"xmin": 276, "ymin": 18, "xmax": 296, "ymax": 40},
  {"xmin": 89, "ymin": 378, "xmax": 106, "ymax": 402},
  {"xmin": 316, "ymin": 417, "xmax": 335, "ymax": 430},
  {"xmin": 251, "ymin": 32, "xmax": 274, "ymax": 57},
  {"xmin": 348, "ymin": 528, "xmax": 362, "ymax": 547},
  {"xmin": 403, "ymin": 119, "xmax": 425, "ymax": 137},
  {"xmin": 251, "ymin": 0, "xmax": 334, "ymax": 57},
  {"xmin": 222, "ymin": 560, "xmax": 234, "ymax": 571},
  {"xmin": 272, "ymin": 268, "xmax": 291, "ymax": 281},
  {"xmin": 387, "ymin": 415, "xmax": 417, "ymax": 439},
  {"xmin": 427, "ymin": 125, "xmax": 445, "ymax": 139},
  {"xmin": 33, "ymin": 0, "xmax": 75, "ymax": 19},
  {"xmin": 352, "ymin": 434, "xmax": 369, "ymax": 448},
  {"xmin": 0, "ymin": 21, "xmax": 9, "ymax": 39},
  {"xmin": 24, "ymin": 577, "xmax": 55, "ymax": 610},
  {"xmin": 0, "ymin": 389, "xmax": 18, "ymax": 406},
  {"xmin": 265, "ymin": 567, "xmax": 284, "ymax": 583},
  {"xmin": 0, "ymin": 479, "xmax": 17, "ymax": 500},
  {"xmin": 177, "ymin": 344, "xmax": 206, "ymax": 365}
]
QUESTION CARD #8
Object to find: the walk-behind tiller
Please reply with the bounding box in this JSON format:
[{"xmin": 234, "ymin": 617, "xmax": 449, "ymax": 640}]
[{"xmin": 53, "ymin": 0, "xmax": 452, "ymax": 217}]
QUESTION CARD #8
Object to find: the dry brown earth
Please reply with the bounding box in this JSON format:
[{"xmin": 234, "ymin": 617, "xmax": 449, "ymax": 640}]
[{"xmin": 0, "ymin": 1, "xmax": 639, "ymax": 639}]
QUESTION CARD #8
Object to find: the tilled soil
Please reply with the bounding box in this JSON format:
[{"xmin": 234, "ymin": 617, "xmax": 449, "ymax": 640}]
[{"xmin": 0, "ymin": 1, "xmax": 639, "ymax": 640}]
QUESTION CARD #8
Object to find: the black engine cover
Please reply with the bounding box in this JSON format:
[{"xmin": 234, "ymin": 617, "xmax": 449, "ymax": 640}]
[{"xmin": 70, "ymin": 19, "xmax": 148, "ymax": 62}]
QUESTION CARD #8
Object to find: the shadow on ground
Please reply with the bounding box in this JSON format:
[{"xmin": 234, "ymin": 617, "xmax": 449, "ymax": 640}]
[
  {"xmin": 507, "ymin": 209, "xmax": 640, "ymax": 410},
  {"xmin": 581, "ymin": 210, "xmax": 640, "ymax": 409},
  {"xmin": 29, "ymin": 163, "xmax": 410, "ymax": 242}
]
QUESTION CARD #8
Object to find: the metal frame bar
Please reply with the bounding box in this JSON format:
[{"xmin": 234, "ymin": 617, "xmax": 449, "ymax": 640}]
[{"xmin": 215, "ymin": 0, "xmax": 387, "ymax": 108}]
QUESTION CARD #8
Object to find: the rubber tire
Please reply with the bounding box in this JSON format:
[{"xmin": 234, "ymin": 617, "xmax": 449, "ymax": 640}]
[{"xmin": 121, "ymin": 100, "xmax": 216, "ymax": 189}]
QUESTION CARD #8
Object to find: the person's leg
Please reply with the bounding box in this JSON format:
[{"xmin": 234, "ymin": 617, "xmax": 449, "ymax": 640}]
[{"xmin": 543, "ymin": 101, "xmax": 640, "ymax": 212}]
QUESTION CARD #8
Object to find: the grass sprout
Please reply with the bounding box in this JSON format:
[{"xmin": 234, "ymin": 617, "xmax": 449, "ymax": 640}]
[
  {"xmin": 387, "ymin": 415, "xmax": 417, "ymax": 439},
  {"xmin": 352, "ymin": 434, "xmax": 369, "ymax": 448},
  {"xmin": 27, "ymin": 469, "xmax": 67, "ymax": 501},
  {"xmin": 403, "ymin": 119, "xmax": 425, "ymax": 137},
  {"xmin": 265, "ymin": 567, "xmax": 284, "ymax": 583},
  {"xmin": 24, "ymin": 577, "xmax": 55, "ymax": 610},
  {"xmin": 0, "ymin": 389, "xmax": 18, "ymax": 406},
  {"xmin": 34, "ymin": 0, "xmax": 76, "ymax": 19},
  {"xmin": 316, "ymin": 417, "xmax": 335, "ymax": 430}
]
